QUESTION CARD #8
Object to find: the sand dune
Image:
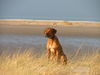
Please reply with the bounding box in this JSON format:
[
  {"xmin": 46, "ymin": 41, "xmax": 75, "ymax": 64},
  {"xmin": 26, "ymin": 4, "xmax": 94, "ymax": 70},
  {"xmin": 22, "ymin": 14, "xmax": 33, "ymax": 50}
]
[{"xmin": 0, "ymin": 19, "xmax": 100, "ymax": 26}]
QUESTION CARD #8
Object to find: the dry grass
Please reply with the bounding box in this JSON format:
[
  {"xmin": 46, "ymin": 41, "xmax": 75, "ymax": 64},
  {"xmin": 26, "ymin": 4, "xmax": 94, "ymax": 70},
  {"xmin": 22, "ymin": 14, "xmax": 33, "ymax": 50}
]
[{"xmin": 0, "ymin": 49, "xmax": 100, "ymax": 75}]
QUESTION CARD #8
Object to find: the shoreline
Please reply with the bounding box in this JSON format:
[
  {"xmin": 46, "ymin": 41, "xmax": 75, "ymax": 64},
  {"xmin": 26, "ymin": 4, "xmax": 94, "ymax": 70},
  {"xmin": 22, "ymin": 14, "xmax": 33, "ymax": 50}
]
[{"xmin": 0, "ymin": 19, "xmax": 100, "ymax": 27}]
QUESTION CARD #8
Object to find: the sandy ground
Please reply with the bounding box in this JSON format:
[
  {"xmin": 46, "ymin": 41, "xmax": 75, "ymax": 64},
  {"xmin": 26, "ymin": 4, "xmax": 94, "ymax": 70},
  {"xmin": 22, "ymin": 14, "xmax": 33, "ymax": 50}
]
[
  {"xmin": 0, "ymin": 24, "xmax": 100, "ymax": 37},
  {"xmin": 0, "ymin": 19, "xmax": 100, "ymax": 37}
]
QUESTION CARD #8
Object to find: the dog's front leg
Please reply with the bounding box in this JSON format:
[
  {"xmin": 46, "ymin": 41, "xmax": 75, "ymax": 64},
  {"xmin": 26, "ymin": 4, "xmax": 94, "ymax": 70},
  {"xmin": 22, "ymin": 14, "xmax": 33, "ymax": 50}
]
[
  {"xmin": 55, "ymin": 50, "xmax": 60, "ymax": 63},
  {"xmin": 47, "ymin": 49, "xmax": 51, "ymax": 60}
]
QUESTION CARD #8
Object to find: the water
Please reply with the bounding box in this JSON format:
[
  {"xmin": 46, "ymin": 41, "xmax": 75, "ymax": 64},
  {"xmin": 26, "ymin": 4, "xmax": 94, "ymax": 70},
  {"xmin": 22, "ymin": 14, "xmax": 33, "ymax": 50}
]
[{"xmin": 0, "ymin": 34, "xmax": 100, "ymax": 54}]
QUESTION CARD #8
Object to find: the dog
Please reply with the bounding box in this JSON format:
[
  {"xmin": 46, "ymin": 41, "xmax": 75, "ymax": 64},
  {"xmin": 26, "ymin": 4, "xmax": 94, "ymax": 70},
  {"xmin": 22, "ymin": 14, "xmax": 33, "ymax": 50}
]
[{"xmin": 44, "ymin": 28, "xmax": 67, "ymax": 65}]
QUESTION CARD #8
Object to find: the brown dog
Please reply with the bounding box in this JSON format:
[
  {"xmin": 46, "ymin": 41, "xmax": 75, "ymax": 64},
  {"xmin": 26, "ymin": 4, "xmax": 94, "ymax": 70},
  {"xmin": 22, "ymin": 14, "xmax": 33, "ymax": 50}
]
[{"xmin": 44, "ymin": 28, "xmax": 67, "ymax": 64}]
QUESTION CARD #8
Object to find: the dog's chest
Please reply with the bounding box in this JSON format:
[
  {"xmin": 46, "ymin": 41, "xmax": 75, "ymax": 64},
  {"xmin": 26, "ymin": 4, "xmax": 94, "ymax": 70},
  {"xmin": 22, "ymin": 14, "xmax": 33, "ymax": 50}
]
[
  {"xmin": 49, "ymin": 45, "xmax": 55, "ymax": 52},
  {"xmin": 47, "ymin": 41, "xmax": 57, "ymax": 53}
]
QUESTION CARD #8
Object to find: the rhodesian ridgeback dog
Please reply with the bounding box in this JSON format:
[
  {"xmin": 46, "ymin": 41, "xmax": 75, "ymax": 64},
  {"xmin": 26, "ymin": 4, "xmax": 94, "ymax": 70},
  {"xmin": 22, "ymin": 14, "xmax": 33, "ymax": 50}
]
[{"xmin": 44, "ymin": 28, "xmax": 67, "ymax": 64}]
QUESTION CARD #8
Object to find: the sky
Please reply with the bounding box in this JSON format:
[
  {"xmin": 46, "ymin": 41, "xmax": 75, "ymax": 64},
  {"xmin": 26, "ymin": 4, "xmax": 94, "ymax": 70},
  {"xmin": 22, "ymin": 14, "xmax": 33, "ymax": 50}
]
[{"xmin": 0, "ymin": 0, "xmax": 100, "ymax": 21}]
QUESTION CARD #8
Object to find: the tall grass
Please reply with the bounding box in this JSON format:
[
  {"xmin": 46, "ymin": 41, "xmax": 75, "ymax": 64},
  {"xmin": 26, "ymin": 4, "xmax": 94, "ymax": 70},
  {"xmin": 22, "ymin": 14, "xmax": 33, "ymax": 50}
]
[{"xmin": 0, "ymin": 49, "xmax": 100, "ymax": 75}]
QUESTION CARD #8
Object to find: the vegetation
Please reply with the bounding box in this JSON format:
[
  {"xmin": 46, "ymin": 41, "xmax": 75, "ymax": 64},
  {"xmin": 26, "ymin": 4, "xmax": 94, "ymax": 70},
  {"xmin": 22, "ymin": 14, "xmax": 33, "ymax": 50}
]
[{"xmin": 0, "ymin": 48, "xmax": 99, "ymax": 75}]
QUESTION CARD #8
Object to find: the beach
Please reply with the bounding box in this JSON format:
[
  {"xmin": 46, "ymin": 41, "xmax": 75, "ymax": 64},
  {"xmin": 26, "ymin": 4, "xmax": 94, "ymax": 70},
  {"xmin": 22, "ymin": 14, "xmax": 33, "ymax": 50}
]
[{"xmin": 0, "ymin": 20, "xmax": 100, "ymax": 75}]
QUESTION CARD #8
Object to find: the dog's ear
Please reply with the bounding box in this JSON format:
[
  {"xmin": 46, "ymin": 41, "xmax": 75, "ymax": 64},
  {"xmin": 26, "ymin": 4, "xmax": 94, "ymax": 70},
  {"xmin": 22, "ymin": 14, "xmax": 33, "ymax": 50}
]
[
  {"xmin": 52, "ymin": 28, "xmax": 57, "ymax": 34},
  {"xmin": 44, "ymin": 28, "xmax": 50, "ymax": 34}
]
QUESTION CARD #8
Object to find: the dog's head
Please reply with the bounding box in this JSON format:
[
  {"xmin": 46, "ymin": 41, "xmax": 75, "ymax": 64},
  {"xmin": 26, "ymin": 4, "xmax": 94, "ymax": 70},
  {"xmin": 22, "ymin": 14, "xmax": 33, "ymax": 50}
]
[{"xmin": 44, "ymin": 28, "xmax": 57, "ymax": 38}]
